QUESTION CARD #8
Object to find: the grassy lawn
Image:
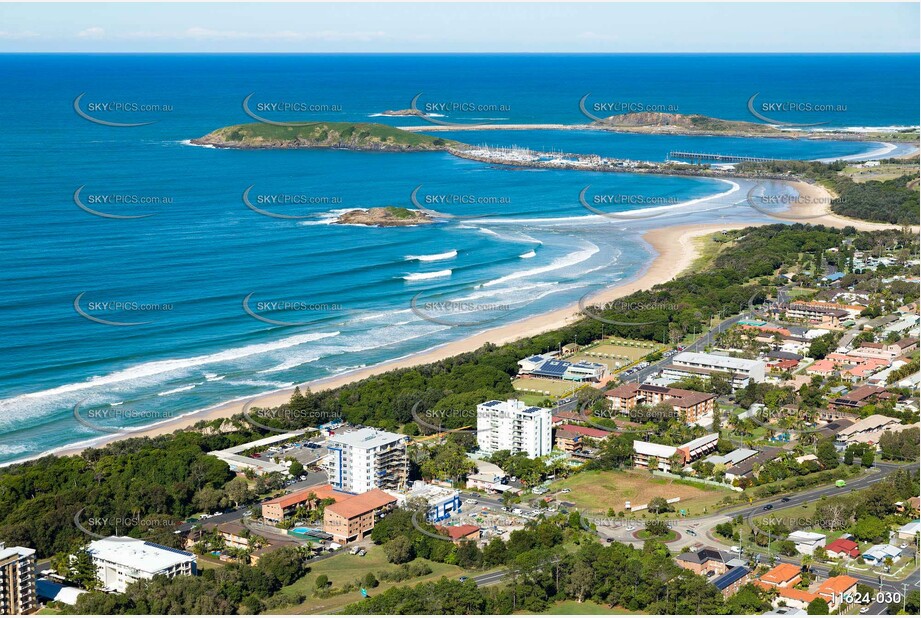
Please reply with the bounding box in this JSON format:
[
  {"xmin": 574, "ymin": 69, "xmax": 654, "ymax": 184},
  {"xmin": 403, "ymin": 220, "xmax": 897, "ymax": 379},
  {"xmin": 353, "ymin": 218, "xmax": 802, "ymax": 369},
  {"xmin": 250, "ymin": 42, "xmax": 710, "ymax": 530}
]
[
  {"xmin": 549, "ymin": 469, "xmax": 735, "ymax": 517},
  {"xmin": 270, "ymin": 544, "xmax": 470, "ymax": 614},
  {"xmin": 513, "ymin": 377, "xmax": 582, "ymax": 398},
  {"xmin": 518, "ymin": 600, "xmax": 644, "ymax": 614}
]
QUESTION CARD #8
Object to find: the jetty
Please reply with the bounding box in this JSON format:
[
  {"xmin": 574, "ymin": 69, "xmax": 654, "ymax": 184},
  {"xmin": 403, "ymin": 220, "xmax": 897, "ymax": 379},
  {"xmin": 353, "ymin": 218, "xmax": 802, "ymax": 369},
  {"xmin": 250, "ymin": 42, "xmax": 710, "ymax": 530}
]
[{"xmin": 667, "ymin": 151, "xmax": 781, "ymax": 164}]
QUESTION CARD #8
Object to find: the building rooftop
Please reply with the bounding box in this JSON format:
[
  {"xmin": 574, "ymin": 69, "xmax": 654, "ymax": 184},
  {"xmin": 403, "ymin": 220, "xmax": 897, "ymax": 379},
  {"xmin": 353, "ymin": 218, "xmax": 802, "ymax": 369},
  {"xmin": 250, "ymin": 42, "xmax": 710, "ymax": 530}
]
[
  {"xmin": 712, "ymin": 566, "xmax": 750, "ymax": 591},
  {"xmin": 673, "ymin": 351, "xmax": 764, "ymax": 371},
  {"xmin": 760, "ymin": 562, "xmax": 802, "ymax": 585},
  {"xmin": 815, "ymin": 575, "xmax": 859, "ymax": 596},
  {"xmin": 328, "ymin": 427, "xmax": 407, "ymax": 450},
  {"xmin": 86, "ymin": 537, "xmax": 195, "ymax": 573},
  {"xmin": 262, "ymin": 483, "xmax": 347, "ymax": 509},
  {"xmin": 435, "ymin": 524, "xmax": 480, "ymax": 540},
  {"xmin": 325, "ymin": 488, "xmax": 397, "ymax": 520}
]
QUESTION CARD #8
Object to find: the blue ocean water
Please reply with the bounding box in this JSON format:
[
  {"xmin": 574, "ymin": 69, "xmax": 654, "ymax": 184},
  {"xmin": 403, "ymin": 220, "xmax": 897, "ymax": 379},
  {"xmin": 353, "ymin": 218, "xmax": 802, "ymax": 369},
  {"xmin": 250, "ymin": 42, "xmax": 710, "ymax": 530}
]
[{"xmin": 0, "ymin": 54, "xmax": 917, "ymax": 463}]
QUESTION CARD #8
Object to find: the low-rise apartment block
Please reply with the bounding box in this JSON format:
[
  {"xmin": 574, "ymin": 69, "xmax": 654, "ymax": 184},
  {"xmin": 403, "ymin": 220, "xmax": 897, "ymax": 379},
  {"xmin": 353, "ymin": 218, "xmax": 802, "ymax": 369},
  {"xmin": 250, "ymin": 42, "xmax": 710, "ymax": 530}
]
[{"xmin": 86, "ymin": 537, "xmax": 196, "ymax": 594}]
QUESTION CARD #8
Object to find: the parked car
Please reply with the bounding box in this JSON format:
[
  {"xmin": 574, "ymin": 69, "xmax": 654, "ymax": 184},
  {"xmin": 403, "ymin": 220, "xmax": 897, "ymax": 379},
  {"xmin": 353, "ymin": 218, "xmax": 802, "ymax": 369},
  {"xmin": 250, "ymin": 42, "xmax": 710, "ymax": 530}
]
[
  {"xmin": 464, "ymin": 499, "xmax": 478, "ymax": 505},
  {"xmin": 560, "ymin": 488, "xmax": 572, "ymax": 494},
  {"xmin": 730, "ymin": 546, "xmax": 742, "ymax": 553}
]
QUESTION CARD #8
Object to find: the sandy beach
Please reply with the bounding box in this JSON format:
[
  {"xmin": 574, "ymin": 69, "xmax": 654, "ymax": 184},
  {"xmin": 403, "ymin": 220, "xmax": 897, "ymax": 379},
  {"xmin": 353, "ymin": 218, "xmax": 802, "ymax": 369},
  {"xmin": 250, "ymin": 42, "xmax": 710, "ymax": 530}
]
[
  {"xmin": 47, "ymin": 179, "xmax": 911, "ymax": 460},
  {"xmin": 51, "ymin": 220, "xmax": 751, "ymax": 458}
]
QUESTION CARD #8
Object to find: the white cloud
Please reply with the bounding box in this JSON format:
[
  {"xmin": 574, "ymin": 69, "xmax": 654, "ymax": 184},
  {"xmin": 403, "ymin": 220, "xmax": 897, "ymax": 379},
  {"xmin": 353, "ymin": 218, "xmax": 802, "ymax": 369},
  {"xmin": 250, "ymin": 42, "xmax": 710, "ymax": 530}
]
[
  {"xmin": 100, "ymin": 27, "xmax": 388, "ymax": 42},
  {"xmin": 77, "ymin": 27, "xmax": 105, "ymax": 39},
  {"xmin": 0, "ymin": 30, "xmax": 39, "ymax": 40}
]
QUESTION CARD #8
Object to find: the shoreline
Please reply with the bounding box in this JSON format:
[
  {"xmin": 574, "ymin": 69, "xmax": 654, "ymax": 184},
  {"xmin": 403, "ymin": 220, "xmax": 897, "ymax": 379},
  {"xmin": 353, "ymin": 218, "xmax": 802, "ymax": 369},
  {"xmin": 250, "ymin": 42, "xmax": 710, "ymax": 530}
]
[
  {"xmin": 13, "ymin": 179, "xmax": 912, "ymax": 466},
  {"xmin": 396, "ymin": 122, "xmax": 920, "ymax": 144},
  {"xmin": 44, "ymin": 220, "xmax": 753, "ymax": 462}
]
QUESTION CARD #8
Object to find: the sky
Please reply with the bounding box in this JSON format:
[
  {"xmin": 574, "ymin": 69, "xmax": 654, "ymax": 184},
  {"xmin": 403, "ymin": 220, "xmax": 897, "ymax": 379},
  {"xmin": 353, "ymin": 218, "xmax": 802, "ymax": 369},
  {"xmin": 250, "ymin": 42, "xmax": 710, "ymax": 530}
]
[{"xmin": 0, "ymin": 2, "xmax": 918, "ymax": 53}]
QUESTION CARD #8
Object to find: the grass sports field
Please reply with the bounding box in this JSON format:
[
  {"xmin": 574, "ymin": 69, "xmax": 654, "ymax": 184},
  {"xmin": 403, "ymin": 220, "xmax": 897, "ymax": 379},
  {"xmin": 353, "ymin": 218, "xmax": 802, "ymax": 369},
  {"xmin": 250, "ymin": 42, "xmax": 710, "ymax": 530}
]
[
  {"xmin": 549, "ymin": 469, "xmax": 735, "ymax": 517},
  {"xmin": 512, "ymin": 376, "xmax": 582, "ymax": 397}
]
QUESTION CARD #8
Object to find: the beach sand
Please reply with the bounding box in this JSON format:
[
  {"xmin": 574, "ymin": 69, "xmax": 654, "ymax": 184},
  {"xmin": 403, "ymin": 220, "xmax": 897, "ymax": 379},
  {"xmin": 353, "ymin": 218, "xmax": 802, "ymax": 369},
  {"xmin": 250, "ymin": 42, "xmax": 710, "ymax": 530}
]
[
  {"xmin": 50, "ymin": 180, "xmax": 911, "ymax": 459},
  {"xmin": 52, "ymin": 220, "xmax": 751, "ymax": 458}
]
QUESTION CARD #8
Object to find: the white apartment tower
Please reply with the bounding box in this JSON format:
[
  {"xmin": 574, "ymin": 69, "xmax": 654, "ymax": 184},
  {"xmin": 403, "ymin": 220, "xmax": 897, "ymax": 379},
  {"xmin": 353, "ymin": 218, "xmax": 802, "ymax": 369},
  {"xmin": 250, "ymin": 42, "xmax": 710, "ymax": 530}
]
[
  {"xmin": 326, "ymin": 428, "xmax": 409, "ymax": 494},
  {"xmin": 477, "ymin": 399, "xmax": 552, "ymax": 458}
]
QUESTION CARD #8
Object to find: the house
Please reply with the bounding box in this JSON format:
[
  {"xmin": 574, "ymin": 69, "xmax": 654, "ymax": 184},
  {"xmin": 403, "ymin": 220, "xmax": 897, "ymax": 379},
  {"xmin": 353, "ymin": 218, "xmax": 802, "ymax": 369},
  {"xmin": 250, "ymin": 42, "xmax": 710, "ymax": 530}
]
[
  {"xmin": 824, "ymin": 537, "xmax": 860, "ymax": 560},
  {"xmin": 787, "ymin": 531, "xmax": 826, "ymax": 555},
  {"xmin": 896, "ymin": 520, "xmax": 920, "ymax": 541},
  {"xmin": 561, "ymin": 343, "xmax": 580, "ymax": 356},
  {"xmin": 322, "ymin": 488, "xmax": 398, "ymax": 544},
  {"xmin": 435, "ymin": 524, "xmax": 481, "ymax": 545},
  {"xmin": 830, "ymin": 385, "xmax": 902, "ymax": 410},
  {"xmin": 712, "ymin": 566, "xmax": 751, "ymax": 597},
  {"xmin": 762, "ymin": 586, "xmax": 818, "ymax": 611},
  {"xmin": 759, "ymin": 562, "xmax": 802, "ymax": 588},
  {"xmin": 633, "ymin": 433, "xmax": 719, "ymax": 472},
  {"xmin": 605, "ymin": 383, "xmax": 717, "ymax": 423},
  {"xmin": 724, "ymin": 448, "xmax": 783, "ymax": 481},
  {"xmin": 862, "ymin": 543, "xmax": 901, "ymax": 566},
  {"xmin": 836, "ymin": 415, "xmax": 911, "ymax": 448},
  {"xmin": 815, "ymin": 575, "xmax": 859, "ymax": 611},
  {"xmin": 675, "ymin": 547, "xmax": 735, "ymax": 576}
]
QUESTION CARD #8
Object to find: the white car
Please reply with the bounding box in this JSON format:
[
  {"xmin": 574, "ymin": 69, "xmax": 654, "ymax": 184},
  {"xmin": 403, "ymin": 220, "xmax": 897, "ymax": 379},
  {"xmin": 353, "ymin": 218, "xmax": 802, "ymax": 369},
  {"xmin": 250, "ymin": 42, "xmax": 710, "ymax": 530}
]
[
  {"xmin": 625, "ymin": 526, "xmax": 636, "ymax": 532},
  {"xmin": 560, "ymin": 488, "xmax": 571, "ymax": 494},
  {"xmin": 730, "ymin": 546, "xmax": 742, "ymax": 553},
  {"xmin": 859, "ymin": 607, "xmax": 869, "ymax": 614},
  {"xmin": 464, "ymin": 499, "xmax": 478, "ymax": 505}
]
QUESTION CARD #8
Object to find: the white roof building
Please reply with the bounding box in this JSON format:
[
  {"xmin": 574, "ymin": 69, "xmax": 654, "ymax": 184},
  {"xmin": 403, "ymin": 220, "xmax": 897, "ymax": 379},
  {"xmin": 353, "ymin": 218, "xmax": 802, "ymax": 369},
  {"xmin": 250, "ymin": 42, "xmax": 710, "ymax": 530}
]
[
  {"xmin": 326, "ymin": 428, "xmax": 409, "ymax": 494},
  {"xmin": 787, "ymin": 531, "xmax": 827, "ymax": 555},
  {"xmin": 86, "ymin": 537, "xmax": 196, "ymax": 593},
  {"xmin": 477, "ymin": 399, "xmax": 552, "ymax": 458}
]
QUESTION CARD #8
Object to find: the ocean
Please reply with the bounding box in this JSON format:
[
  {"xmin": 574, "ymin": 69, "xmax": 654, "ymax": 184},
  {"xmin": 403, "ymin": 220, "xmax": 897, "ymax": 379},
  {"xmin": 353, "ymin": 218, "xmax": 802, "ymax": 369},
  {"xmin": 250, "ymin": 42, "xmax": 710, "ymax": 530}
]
[{"xmin": 0, "ymin": 53, "xmax": 917, "ymax": 463}]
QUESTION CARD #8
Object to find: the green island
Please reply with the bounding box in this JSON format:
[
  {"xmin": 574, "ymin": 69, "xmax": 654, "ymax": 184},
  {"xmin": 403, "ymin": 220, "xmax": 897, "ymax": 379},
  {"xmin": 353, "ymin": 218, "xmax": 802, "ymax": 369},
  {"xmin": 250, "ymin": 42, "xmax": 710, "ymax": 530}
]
[
  {"xmin": 191, "ymin": 121, "xmax": 461, "ymax": 151},
  {"xmin": 336, "ymin": 206, "xmax": 434, "ymax": 226}
]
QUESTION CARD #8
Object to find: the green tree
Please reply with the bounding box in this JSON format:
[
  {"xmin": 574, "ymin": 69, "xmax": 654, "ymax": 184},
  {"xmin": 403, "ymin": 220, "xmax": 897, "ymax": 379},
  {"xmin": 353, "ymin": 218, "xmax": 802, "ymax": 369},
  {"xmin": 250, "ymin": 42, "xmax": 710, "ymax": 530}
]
[
  {"xmin": 384, "ymin": 536, "xmax": 415, "ymax": 564},
  {"xmin": 807, "ymin": 597, "xmax": 830, "ymax": 615}
]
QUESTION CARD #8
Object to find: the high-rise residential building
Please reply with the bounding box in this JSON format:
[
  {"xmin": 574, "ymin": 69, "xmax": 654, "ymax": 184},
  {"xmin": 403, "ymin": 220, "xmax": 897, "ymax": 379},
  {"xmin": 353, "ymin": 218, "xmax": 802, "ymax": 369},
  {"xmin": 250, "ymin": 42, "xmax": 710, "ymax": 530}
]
[
  {"xmin": 325, "ymin": 428, "xmax": 409, "ymax": 494},
  {"xmin": 477, "ymin": 399, "xmax": 552, "ymax": 458},
  {"xmin": 0, "ymin": 542, "xmax": 36, "ymax": 615}
]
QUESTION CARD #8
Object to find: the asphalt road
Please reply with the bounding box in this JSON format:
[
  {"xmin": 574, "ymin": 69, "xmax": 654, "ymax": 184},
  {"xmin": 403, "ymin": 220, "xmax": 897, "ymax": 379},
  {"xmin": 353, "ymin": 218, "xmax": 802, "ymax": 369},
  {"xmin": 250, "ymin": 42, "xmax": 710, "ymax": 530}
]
[{"xmin": 627, "ymin": 312, "xmax": 748, "ymax": 383}]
